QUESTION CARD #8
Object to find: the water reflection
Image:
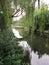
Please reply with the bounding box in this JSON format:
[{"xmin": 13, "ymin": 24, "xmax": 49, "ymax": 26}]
[
  {"xmin": 31, "ymin": 51, "xmax": 49, "ymax": 65},
  {"xmin": 25, "ymin": 33, "xmax": 49, "ymax": 65},
  {"xmin": 27, "ymin": 34, "xmax": 49, "ymax": 56}
]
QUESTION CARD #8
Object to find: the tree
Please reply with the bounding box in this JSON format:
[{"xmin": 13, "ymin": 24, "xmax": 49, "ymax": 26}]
[
  {"xmin": 13, "ymin": 0, "xmax": 37, "ymax": 34},
  {"xmin": 0, "ymin": 0, "xmax": 30, "ymax": 65},
  {"xmin": 0, "ymin": 0, "xmax": 12, "ymax": 30},
  {"xmin": 38, "ymin": 0, "xmax": 40, "ymax": 8},
  {"xmin": 34, "ymin": 4, "xmax": 49, "ymax": 34}
]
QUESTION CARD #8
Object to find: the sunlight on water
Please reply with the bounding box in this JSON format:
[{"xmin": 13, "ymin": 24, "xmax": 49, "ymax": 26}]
[{"xmin": 31, "ymin": 51, "xmax": 49, "ymax": 65}]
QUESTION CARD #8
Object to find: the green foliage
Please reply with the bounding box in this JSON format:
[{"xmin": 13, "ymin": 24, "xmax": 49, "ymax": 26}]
[
  {"xmin": 34, "ymin": 4, "xmax": 49, "ymax": 34},
  {"xmin": 0, "ymin": 13, "xmax": 6, "ymax": 30},
  {"xmin": 0, "ymin": 29, "xmax": 25, "ymax": 65},
  {"xmin": 0, "ymin": 0, "xmax": 12, "ymax": 30},
  {"xmin": 14, "ymin": 0, "xmax": 35, "ymax": 29},
  {"xmin": 14, "ymin": 0, "xmax": 31, "ymax": 8},
  {"xmin": 0, "ymin": 1, "xmax": 30, "ymax": 64},
  {"xmin": 3, "ymin": 0, "xmax": 12, "ymax": 27}
]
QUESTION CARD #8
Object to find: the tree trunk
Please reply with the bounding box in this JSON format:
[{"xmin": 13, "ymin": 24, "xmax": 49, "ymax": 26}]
[
  {"xmin": 29, "ymin": 26, "xmax": 32, "ymax": 35},
  {"xmin": 38, "ymin": 0, "xmax": 40, "ymax": 9}
]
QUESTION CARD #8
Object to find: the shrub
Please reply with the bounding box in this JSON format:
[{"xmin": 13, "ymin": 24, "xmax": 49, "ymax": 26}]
[{"xmin": 0, "ymin": 29, "xmax": 25, "ymax": 65}]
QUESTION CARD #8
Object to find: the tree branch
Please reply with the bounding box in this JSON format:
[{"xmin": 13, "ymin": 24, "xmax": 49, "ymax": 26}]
[
  {"xmin": 12, "ymin": 14, "xmax": 21, "ymax": 17},
  {"xmin": 13, "ymin": 9, "xmax": 20, "ymax": 15},
  {"xmin": 11, "ymin": 9, "xmax": 20, "ymax": 17}
]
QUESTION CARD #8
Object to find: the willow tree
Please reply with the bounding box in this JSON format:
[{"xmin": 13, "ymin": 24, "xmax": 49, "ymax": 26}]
[
  {"xmin": 0, "ymin": 0, "xmax": 12, "ymax": 31},
  {"xmin": 13, "ymin": 0, "xmax": 37, "ymax": 34},
  {"xmin": 34, "ymin": 4, "xmax": 49, "ymax": 35},
  {"xmin": 0, "ymin": 1, "xmax": 31, "ymax": 65}
]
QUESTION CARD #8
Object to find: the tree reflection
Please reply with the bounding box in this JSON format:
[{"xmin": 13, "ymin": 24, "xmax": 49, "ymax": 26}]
[{"xmin": 26, "ymin": 33, "xmax": 49, "ymax": 57}]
